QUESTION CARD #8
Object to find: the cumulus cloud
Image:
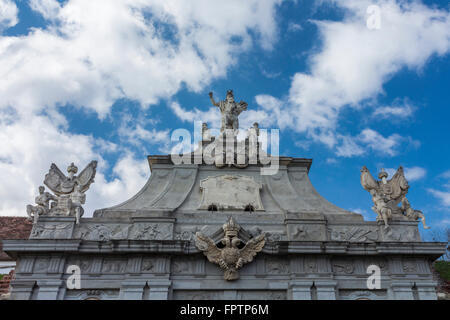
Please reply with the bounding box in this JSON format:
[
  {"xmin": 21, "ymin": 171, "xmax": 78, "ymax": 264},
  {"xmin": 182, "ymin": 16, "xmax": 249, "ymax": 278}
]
[
  {"xmin": 29, "ymin": 0, "xmax": 61, "ymax": 20},
  {"xmin": 0, "ymin": 0, "xmax": 17, "ymax": 29},
  {"xmin": 428, "ymin": 189, "xmax": 450, "ymax": 207},
  {"xmin": 372, "ymin": 99, "xmax": 415, "ymax": 119},
  {"xmin": 403, "ymin": 166, "xmax": 427, "ymax": 182},
  {"xmin": 0, "ymin": 111, "xmax": 149, "ymax": 216},
  {"xmin": 263, "ymin": 0, "xmax": 450, "ymax": 155},
  {"xmin": 0, "ymin": 1, "xmax": 282, "ymax": 217},
  {"xmin": 382, "ymin": 166, "xmax": 426, "ymax": 182},
  {"xmin": 0, "ymin": 0, "xmax": 281, "ymax": 116},
  {"xmin": 428, "ymin": 170, "xmax": 450, "ymax": 208},
  {"xmin": 336, "ymin": 128, "xmax": 406, "ymax": 157}
]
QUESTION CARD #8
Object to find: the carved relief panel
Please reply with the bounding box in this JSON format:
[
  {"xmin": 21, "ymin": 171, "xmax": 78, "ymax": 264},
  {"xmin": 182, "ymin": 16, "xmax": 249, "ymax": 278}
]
[{"xmin": 198, "ymin": 175, "xmax": 263, "ymax": 210}]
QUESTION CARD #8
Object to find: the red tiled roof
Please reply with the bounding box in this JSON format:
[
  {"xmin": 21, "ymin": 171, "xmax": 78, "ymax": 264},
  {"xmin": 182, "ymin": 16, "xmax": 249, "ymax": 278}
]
[{"xmin": 0, "ymin": 217, "xmax": 32, "ymax": 261}]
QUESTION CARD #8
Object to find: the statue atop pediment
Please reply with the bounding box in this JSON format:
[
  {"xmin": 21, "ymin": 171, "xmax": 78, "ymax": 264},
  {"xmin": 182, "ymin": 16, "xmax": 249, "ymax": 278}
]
[
  {"xmin": 360, "ymin": 166, "xmax": 429, "ymax": 229},
  {"xmin": 26, "ymin": 161, "xmax": 97, "ymax": 224},
  {"xmin": 209, "ymin": 89, "xmax": 248, "ymax": 133}
]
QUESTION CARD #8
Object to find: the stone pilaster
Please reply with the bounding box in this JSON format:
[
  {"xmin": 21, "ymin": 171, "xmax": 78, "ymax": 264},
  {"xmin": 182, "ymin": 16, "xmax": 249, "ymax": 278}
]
[{"xmin": 288, "ymin": 280, "xmax": 313, "ymax": 300}]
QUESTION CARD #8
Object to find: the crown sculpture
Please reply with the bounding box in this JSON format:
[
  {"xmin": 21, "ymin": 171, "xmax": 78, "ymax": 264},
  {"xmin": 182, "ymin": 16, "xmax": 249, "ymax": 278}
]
[
  {"xmin": 195, "ymin": 217, "xmax": 265, "ymax": 281},
  {"xmin": 360, "ymin": 166, "xmax": 429, "ymax": 229},
  {"xmin": 26, "ymin": 161, "xmax": 97, "ymax": 224}
]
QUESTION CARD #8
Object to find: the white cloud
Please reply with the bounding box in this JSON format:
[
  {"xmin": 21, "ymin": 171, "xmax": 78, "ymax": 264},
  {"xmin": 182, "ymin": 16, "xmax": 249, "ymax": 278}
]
[
  {"xmin": 372, "ymin": 100, "xmax": 415, "ymax": 119},
  {"xmin": 29, "ymin": 0, "xmax": 61, "ymax": 20},
  {"xmin": 404, "ymin": 166, "xmax": 427, "ymax": 182},
  {"xmin": 0, "ymin": 0, "xmax": 281, "ymax": 117},
  {"xmin": 428, "ymin": 189, "xmax": 450, "ymax": 207},
  {"xmin": 336, "ymin": 128, "xmax": 404, "ymax": 157},
  {"xmin": 336, "ymin": 134, "xmax": 365, "ymax": 157},
  {"xmin": 0, "ymin": 0, "xmax": 17, "ymax": 29},
  {"xmin": 263, "ymin": 0, "xmax": 450, "ymax": 153},
  {"xmin": 0, "ymin": 111, "xmax": 149, "ymax": 217},
  {"xmin": 428, "ymin": 170, "xmax": 450, "ymax": 208},
  {"xmin": 381, "ymin": 166, "xmax": 426, "ymax": 182},
  {"xmin": 254, "ymin": 94, "xmax": 293, "ymax": 129},
  {"xmin": 358, "ymin": 129, "xmax": 402, "ymax": 156},
  {"xmin": 350, "ymin": 208, "xmax": 374, "ymax": 221},
  {"xmin": 287, "ymin": 22, "xmax": 302, "ymax": 32},
  {"xmin": 169, "ymin": 101, "xmax": 220, "ymax": 125},
  {"xmin": 0, "ymin": 1, "xmax": 283, "ymax": 217}
]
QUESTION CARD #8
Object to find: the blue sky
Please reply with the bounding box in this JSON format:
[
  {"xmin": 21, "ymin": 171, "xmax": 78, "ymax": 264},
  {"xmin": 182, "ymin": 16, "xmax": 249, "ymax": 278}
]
[{"xmin": 0, "ymin": 0, "xmax": 449, "ymax": 239}]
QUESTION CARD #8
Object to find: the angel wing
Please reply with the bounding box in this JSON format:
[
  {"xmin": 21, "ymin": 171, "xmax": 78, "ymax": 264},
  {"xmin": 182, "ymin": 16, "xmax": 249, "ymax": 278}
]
[
  {"xmin": 360, "ymin": 166, "xmax": 379, "ymax": 192},
  {"xmin": 75, "ymin": 160, "xmax": 97, "ymax": 193},
  {"xmin": 195, "ymin": 232, "xmax": 222, "ymax": 264},
  {"xmin": 44, "ymin": 163, "xmax": 71, "ymax": 195},
  {"xmin": 238, "ymin": 234, "xmax": 265, "ymax": 265},
  {"xmin": 386, "ymin": 166, "xmax": 409, "ymax": 202}
]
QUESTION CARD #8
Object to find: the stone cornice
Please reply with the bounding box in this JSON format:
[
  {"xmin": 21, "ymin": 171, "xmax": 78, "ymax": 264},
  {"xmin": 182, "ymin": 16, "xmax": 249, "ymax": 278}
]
[{"xmin": 3, "ymin": 239, "xmax": 446, "ymax": 259}]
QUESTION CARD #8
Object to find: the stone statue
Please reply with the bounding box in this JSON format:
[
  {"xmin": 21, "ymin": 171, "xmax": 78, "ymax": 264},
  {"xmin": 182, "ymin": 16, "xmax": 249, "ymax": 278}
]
[
  {"xmin": 26, "ymin": 186, "xmax": 57, "ymax": 224},
  {"xmin": 195, "ymin": 217, "xmax": 265, "ymax": 280},
  {"xmin": 360, "ymin": 166, "xmax": 428, "ymax": 229},
  {"xmin": 202, "ymin": 122, "xmax": 211, "ymax": 141},
  {"xmin": 26, "ymin": 161, "xmax": 97, "ymax": 224},
  {"xmin": 70, "ymin": 183, "xmax": 86, "ymax": 224},
  {"xmin": 401, "ymin": 197, "xmax": 429, "ymax": 229},
  {"xmin": 209, "ymin": 90, "xmax": 248, "ymax": 133}
]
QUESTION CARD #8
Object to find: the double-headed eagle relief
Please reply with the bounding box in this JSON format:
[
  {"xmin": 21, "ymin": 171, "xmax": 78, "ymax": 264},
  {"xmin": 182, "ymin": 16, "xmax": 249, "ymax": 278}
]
[
  {"xmin": 195, "ymin": 217, "xmax": 265, "ymax": 281},
  {"xmin": 360, "ymin": 166, "xmax": 429, "ymax": 229},
  {"xmin": 27, "ymin": 161, "xmax": 97, "ymax": 224}
]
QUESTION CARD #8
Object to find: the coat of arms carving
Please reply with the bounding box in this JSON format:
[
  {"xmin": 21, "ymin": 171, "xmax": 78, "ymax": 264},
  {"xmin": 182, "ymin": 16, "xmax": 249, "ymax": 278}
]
[{"xmin": 195, "ymin": 217, "xmax": 265, "ymax": 280}]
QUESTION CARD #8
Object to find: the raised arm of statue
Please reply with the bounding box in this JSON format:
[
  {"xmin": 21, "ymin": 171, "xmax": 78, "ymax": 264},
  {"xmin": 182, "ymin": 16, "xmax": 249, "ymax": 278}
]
[{"xmin": 209, "ymin": 92, "xmax": 219, "ymax": 107}]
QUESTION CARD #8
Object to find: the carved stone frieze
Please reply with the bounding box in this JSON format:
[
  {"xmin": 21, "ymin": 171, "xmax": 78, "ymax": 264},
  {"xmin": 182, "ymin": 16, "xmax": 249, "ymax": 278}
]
[
  {"xmin": 129, "ymin": 223, "xmax": 172, "ymax": 240},
  {"xmin": 171, "ymin": 256, "xmax": 205, "ymax": 275},
  {"xmin": 332, "ymin": 259, "xmax": 355, "ymax": 274},
  {"xmin": 265, "ymin": 257, "xmax": 289, "ymax": 274},
  {"xmin": 30, "ymin": 222, "xmax": 74, "ymax": 239},
  {"xmin": 102, "ymin": 259, "xmax": 127, "ymax": 273},
  {"xmin": 380, "ymin": 225, "xmax": 420, "ymax": 242},
  {"xmin": 74, "ymin": 224, "xmax": 130, "ymax": 241},
  {"xmin": 289, "ymin": 224, "xmax": 324, "ymax": 241},
  {"xmin": 141, "ymin": 257, "xmax": 169, "ymax": 273},
  {"xmin": 329, "ymin": 226, "xmax": 378, "ymax": 242}
]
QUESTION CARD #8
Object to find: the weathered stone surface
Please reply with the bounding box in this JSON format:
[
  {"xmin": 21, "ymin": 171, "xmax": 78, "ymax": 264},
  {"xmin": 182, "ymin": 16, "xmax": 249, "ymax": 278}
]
[{"xmin": 6, "ymin": 90, "xmax": 446, "ymax": 300}]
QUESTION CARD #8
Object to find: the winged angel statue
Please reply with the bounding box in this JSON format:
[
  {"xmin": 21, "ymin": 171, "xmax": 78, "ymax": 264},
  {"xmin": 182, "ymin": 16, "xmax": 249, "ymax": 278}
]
[
  {"xmin": 195, "ymin": 217, "xmax": 265, "ymax": 280},
  {"xmin": 27, "ymin": 161, "xmax": 97, "ymax": 224},
  {"xmin": 360, "ymin": 166, "xmax": 429, "ymax": 229}
]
